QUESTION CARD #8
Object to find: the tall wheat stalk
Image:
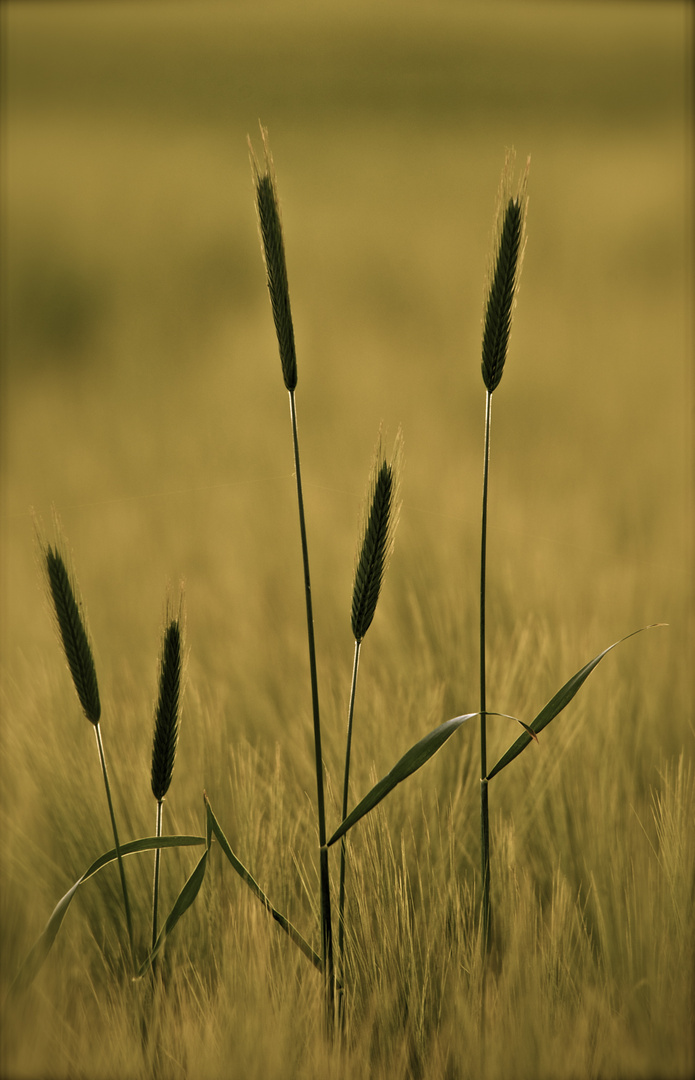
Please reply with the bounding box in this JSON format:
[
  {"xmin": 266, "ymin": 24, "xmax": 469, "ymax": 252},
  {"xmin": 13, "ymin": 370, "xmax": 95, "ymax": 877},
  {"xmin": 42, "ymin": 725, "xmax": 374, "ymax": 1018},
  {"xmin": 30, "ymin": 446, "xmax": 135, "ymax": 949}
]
[
  {"xmin": 249, "ymin": 126, "xmax": 335, "ymax": 1018},
  {"xmin": 150, "ymin": 596, "xmax": 184, "ymax": 971},
  {"xmin": 478, "ymin": 151, "xmax": 529, "ymax": 950},
  {"xmin": 42, "ymin": 530, "xmax": 136, "ymax": 971},
  {"xmin": 338, "ymin": 428, "xmax": 401, "ymax": 1015}
]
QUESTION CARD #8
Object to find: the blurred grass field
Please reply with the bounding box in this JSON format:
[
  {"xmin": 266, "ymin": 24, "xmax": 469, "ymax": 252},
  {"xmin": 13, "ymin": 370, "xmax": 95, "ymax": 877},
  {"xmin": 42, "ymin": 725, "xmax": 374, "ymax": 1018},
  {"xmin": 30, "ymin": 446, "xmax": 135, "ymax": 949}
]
[{"xmin": 1, "ymin": 2, "xmax": 692, "ymax": 1078}]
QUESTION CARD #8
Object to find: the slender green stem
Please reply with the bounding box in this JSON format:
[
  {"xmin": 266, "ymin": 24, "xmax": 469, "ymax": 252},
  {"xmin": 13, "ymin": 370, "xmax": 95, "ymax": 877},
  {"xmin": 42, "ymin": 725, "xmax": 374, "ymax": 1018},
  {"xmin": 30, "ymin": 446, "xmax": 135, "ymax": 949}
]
[
  {"xmin": 338, "ymin": 639, "xmax": 361, "ymax": 1014},
  {"xmin": 288, "ymin": 388, "xmax": 334, "ymax": 1018},
  {"xmin": 94, "ymin": 722, "xmax": 135, "ymax": 971},
  {"xmin": 152, "ymin": 799, "xmax": 163, "ymax": 959},
  {"xmin": 480, "ymin": 389, "xmax": 492, "ymax": 951}
]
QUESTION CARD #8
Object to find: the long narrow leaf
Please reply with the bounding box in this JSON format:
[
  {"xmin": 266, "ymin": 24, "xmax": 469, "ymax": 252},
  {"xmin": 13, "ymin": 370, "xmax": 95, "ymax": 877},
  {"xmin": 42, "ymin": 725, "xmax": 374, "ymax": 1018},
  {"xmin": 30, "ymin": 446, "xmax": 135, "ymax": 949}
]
[
  {"xmin": 9, "ymin": 834, "xmax": 205, "ymax": 995},
  {"xmin": 135, "ymin": 844, "xmax": 210, "ymax": 979},
  {"xmin": 327, "ymin": 710, "xmax": 533, "ymax": 848},
  {"xmin": 487, "ymin": 624, "xmax": 665, "ymax": 781},
  {"xmin": 204, "ymin": 794, "xmax": 321, "ymax": 972},
  {"xmin": 326, "ymin": 714, "xmax": 478, "ymax": 847}
]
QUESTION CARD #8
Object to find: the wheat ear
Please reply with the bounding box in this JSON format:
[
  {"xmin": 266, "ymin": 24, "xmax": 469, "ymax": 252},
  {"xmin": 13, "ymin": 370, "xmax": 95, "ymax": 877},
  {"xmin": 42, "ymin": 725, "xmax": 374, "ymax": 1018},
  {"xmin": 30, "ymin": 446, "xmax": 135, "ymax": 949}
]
[
  {"xmin": 248, "ymin": 127, "xmax": 297, "ymax": 392},
  {"xmin": 151, "ymin": 597, "xmax": 185, "ymax": 962},
  {"xmin": 250, "ymin": 124, "xmax": 334, "ymax": 1022},
  {"xmin": 42, "ymin": 532, "xmax": 135, "ymax": 970},
  {"xmin": 481, "ymin": 150, "xmax": 529, "ymax": 394},
  {"xmin": 479, "ymin": 151, "xmax": 529, "ymax": 954},
  {"xmin": 45, "ymin": 546, "xmax": 101, "ymax": 726},
  {"xmin": 338, "ymin": 428, "xmax": 402, "ymax": 1015}
]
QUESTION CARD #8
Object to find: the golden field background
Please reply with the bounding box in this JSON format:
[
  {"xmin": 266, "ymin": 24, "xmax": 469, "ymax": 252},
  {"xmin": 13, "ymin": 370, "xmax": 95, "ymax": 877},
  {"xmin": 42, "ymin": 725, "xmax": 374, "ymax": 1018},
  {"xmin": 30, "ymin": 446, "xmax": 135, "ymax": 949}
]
[{"xmin": 0, "ymin": 3, "xmax": 692, "ymax": 1078}]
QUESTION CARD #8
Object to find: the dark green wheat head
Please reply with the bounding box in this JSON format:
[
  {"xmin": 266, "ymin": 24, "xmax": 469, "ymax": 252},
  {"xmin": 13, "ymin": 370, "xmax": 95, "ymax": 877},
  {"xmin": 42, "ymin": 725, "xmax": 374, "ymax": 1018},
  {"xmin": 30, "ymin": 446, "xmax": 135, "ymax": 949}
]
[
  {"xmin": 481, "ymin": 151, "xmax": 529, "ymax": 394},
  {"xmin": 249, "ymin": 125, "xmax": 298, "ymax": 392},
  {"xmin": 151, "ymin": 599, "xmax": 185, "ymax": 802},
  {"xmin": 43, "ymin": 540, "xmax": 101, "ymax": 726},
  {"xmin": 351, "ymin": 429, "xmax": 403, "ymax": 643}
]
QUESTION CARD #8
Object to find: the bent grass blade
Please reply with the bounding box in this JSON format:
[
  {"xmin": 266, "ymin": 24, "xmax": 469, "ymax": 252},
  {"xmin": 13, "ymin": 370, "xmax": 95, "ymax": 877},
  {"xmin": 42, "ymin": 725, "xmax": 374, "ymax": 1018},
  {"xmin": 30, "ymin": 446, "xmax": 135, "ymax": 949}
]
[
  {"xmin": 9, "ymin": 835, "xmax": 206, "ymax": 996},
  {"xmin": 136, "ymin": 845, "xmax": 211, "ymax": 980},
  {"xmin": 326, "ymin": 711, "xmax": 531, "ymax": 848},
  {"xmin": 204, "ymin": 795, "xmax": 322, "ymax": 972},
  {"xmin": 487, "ymin": 624, "xmax": 667, "ymax": 781}
]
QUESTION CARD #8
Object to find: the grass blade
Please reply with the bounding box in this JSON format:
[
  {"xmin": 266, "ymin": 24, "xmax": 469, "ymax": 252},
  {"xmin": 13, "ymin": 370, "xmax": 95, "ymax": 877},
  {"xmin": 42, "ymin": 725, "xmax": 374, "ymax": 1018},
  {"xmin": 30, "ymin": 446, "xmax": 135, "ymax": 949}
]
[
  {"xmin": 136, "ymin": 842, "xmax": 211, "ymax": 980},
  {"xmin": 328, "ymin": 711, "xmax": 531, "ymax": 848},
  {"xmin": 9, "ymin": 835, "xmax": 206, "ymax": 995},
  {"xmin": 204, "ymin": 794, "xmax": 322, "ymax": 972},
  {"xmin": 328, "ymin": 710, "xmax": 531, "ymax": 848},
  {"xmin": 486, "ymin": 624, "xmax": 667, "ymax": 781}
]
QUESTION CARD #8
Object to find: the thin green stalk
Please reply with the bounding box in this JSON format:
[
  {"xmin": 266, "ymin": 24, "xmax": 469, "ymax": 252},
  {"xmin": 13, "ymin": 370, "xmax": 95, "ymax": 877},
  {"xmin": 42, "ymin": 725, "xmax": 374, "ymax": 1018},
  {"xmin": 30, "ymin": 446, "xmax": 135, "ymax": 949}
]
[
  {"xmin": 152, "ymin": 799, "xmax": 163, "ymax": 955},
  {"xmin": 477, "ymin": 151, "xmax": 527, "ymax": 955},
  {"xmin": 42, "ymin": 535, "xmax": 136, "ymax": 972},
  {"xmin": 338, "ymin": 639, "xmax": 361, "ymax": 1000},
  {"xmin": 94, "ymin": 721, "xmax": 136, "ymax": 970},
  {"xmin": 480, "ymin": 389, "xmax": 492, "ymax": 950},
  {"xmin": 288, "ymin": 387, "xmax": 334, "ymax": 1014},
  {"xmin": 337, "ymin": 431, "xmax": 401, "ymax": 1023},
  {"xmin": 250, "ymin": 128, "xmax": 334, "ymax": 1020}
]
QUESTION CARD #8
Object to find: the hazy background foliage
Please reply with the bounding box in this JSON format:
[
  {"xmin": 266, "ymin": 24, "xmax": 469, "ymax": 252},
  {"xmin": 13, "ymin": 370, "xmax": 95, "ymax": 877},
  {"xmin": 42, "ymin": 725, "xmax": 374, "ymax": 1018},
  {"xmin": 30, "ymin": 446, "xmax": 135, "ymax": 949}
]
[{"xmin": 1, "ymin": 2, "xmax": 692, "ymax": 1077}]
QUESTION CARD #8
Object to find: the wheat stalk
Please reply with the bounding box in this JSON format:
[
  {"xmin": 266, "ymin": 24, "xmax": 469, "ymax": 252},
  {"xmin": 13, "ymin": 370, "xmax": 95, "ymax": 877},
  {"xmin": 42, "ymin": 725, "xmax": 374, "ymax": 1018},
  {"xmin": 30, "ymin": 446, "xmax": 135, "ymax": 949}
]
[
  {"xmin": 338, "ymin": 428, "xmax": 402, "ymax": 1017},
  {"xmin": 42, "ymin": 527, "xmax": 135, "ymax": 970},
  {"xmin": 478, "ymin": 151, "xmax": 529, "ymax": 954},
  {"xmin": 150, "ymin": 594, "xmax": 185, "ymax": 965},
  {"xmin": 250, "ymin": 124, "xmax": 334, "ymax": 1021}
]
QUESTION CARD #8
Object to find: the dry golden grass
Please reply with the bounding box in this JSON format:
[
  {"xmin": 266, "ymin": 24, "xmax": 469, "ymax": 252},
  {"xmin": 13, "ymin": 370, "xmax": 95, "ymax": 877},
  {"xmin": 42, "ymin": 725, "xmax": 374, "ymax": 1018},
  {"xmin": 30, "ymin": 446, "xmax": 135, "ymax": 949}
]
[{"xmin": 1, "ymin": 2, "xmax": 691, "ymax": 1077}]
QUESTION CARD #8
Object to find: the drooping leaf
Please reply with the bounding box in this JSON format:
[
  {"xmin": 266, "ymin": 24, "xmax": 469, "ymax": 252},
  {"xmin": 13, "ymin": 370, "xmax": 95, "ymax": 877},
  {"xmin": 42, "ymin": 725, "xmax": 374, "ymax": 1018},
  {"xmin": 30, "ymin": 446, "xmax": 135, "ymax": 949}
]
[
  {"xmin": 487, "ymin": 625, "xmax": 666, "ymax": 781},
  {"xmin": 204, "ymin": 794, "xmax": 321, "ymax": 972},
  {"xmin": 9, "ymin": 834, "xmax": 205, "ymax": 995}
]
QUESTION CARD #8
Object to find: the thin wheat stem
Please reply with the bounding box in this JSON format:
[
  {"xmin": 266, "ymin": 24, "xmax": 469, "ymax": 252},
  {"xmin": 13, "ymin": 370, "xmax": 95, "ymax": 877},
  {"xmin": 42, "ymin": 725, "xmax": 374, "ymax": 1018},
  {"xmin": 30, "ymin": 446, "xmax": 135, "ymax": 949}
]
[
  {"xmin": 94, "ymin": 721, "xmax": 135, "ymax": 970},
  {"xmin": 152, "ymin": 799, "xmax": 163, "ymax": 958},
  {"xmin": 338, "ymin": 638, "xmax": 361, "ymax": 1007},
  {"xmin": 288, "ymin": 387, "xmax": 334, "ymax": 1015},
  {"xmin": 250, "ymin": 125, "xmax": 335, "ymax": 1023},
  {"xmin": 480, "ymin": 389, "xmax": 492, "ymax": 950},
  {"xmin": 477, "ymin": 154, "xmax": 527, "ymax": 954}
]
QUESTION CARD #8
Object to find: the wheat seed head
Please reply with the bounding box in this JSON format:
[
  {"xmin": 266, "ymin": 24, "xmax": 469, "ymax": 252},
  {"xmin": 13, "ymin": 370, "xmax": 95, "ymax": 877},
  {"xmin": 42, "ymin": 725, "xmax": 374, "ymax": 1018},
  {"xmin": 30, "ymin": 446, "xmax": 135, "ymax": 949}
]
[
  {"xmin": 39, "ymin": 516, "xmax": 101, "ymax": 726},
  {"xmin": 151, "ymin": 590, "xmax": 186, "ymax": 803},
  {"xmin": 351, "ymin": 427, "xmax": 403, "ymax": 644},
  {"xmin": 249, "ymin": 124, "xmax": 298, "ymax": 392},
  {"xmin": 481, "ymin": 150, "xmax": 530, "ymax": 394}
]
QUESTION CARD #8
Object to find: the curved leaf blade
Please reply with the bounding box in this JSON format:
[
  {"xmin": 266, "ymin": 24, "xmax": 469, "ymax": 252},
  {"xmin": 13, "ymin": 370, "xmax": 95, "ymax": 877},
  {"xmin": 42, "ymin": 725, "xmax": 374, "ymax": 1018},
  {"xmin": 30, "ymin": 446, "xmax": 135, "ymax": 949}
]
[
  {"xmin": 487, "ymin": 624, "xmax": 666, "ymax": 781},
  {"xmin": 9, "ymin": 834, "xmax": 205, "ymax": 995},
  {"xmin": 135, "ymin": 845, "xmax": 210, "ymax": 979},
  {"xmin": 204, "ymin": 795, "xmax": 321, "ymax": 972},
  {"xmin": 326, "ymin": 713, "xmax": 479, "ymax": 848}
]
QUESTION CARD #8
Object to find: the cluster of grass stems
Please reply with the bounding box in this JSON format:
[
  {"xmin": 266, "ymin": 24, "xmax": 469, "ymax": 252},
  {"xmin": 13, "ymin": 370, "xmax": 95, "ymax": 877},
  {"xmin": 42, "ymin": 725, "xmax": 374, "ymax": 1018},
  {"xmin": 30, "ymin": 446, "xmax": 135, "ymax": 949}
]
[{"xmin": 5, "ymin": 129, "xmax": 671, "ymax": 1071}]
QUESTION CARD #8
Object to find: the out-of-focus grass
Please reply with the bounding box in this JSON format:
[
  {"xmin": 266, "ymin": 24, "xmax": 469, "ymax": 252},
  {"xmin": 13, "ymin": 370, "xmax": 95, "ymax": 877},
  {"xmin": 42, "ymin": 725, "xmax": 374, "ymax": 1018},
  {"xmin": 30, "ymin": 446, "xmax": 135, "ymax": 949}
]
[{"xmin": 1, "ymin": 2, "xmax": 692, "ymax": 1077}]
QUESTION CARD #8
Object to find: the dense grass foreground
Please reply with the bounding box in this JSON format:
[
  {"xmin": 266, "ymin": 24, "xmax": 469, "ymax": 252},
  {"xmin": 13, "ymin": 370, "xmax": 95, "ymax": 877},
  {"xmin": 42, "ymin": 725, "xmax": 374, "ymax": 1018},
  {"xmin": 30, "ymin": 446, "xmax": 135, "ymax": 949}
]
[
  {"xmin": 1, "ymin": 1, "xmax": 692, "ymax": 1077},
  {"xmin": 1, "ymin": 629, "xmax": 692, "ymax": 1080}
]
